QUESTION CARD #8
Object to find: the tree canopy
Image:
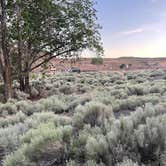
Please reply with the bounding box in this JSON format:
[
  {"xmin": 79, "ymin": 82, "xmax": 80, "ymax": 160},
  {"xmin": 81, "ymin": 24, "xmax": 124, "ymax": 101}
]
[
  {"xmin": 0, "ymin": 0, "xmax": 103, "ymax": 99},
  {"xmin": 91, "ymin": 57, "xmax": 103, "ymax": 65}
]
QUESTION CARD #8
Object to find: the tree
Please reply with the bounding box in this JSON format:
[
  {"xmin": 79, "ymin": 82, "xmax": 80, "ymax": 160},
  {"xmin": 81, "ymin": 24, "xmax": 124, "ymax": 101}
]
[
  {"xmin": 91, "ymin": 56, "xmax": 103, "ymax": 71},
  {"xmin": 91, "ymin": 57, "xmax": 103, "ymax": 65},
  {"xmin": 8, "ymin": 0, "xmax": 103, "ymax": 92},
  {"xmin": 120, "ymin": 64, "xmax": 126, "ymax": 69},
  {"xmin": 0, "ymin": 0, "xmax": 13, "ymax": 100}
]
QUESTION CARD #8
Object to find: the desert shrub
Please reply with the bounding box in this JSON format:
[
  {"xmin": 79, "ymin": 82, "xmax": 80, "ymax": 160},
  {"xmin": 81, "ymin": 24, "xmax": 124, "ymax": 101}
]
[
  {"xmin": 109, "ymin": 75, "xmax": 122, "ymax": 83},
  {"xmin": 26, "ymin": 112, "xmax": 72, "ymax": 128},
  {"xmin": 79, "ymin": 78, "xmax": 86, "ymax": 84},
  {"xmin": 76, "ymin": 84, "xmax": 90, "ymax": 94},
  {"xmin": 92, "ymin": 91, "xmax": 115, "ymax": 105},
  {"xmin": 14, "ymin": 90, "xmax": 29, "ymax": 101},
  {"xmin": 13, "ymin": 94, "xmax": 83, "ymax": 116},
  {"xmin": 47, "ymin": 87, "xmax": 59, "ymax": 96},
  {"xmin": 69, "ymin": 125, "xmax": 104, "ymax": 160},
  {"xmin": 113, "ymin": 96, "xmax": 160, "ymax": 112},
  {"xmin": 4, "ymin": 124, "xmax": 73, "ymax": 166},
  {"xmin": 116, "ymin": 159, "xmax": 139, "ymax": 166},
  {"xmin": 4, "ymin": 152, "xmax": 36, "ymax": 166},
  {"xmin": 134, "ymin": 115, "xmax": 166, "ymax": 164},
  {"xmin": 127, "ymin": 85, "xmax": 149, "ymax": 96},
  {"xmin": 15, "ymin": 95, "xmax": 68, "ymax": 116},
  {"xmin": 44, "ymin": 82, "xmax": 53, "ymax": 90},
  {"xmin": 126, "ymin": 74, "xmax": 136, "ymax": 80},
  {"xmin": 110, "ymin": 89, "xmax": 123, "ymax": 98},
  {"xmin": 66, "ymin": 96, "xmax": 91, "ymax": 112},
  {"xmin": 115, "ymin": 80, "xmax": 125, "ymax": 85},
  {"xmin": 109, "ymin": 89, "xmax": 128, "ymax": 99},
  {"xmin": 0, "ymin": 112, "xmax": 26, "ymax": 128},
  {"xmin": 106, "ymin": 103, "xmax": 166, "ymax": 165},
  {"xmin": 30, "ymin": 73, "xmax": 38, "ymax": 80},
  {"xmin": 59, "ymin": 85, "xmax": 73, "ymax": 95},
  {"xmin": 86, "ymin": 135, "xmax": 109, "ymax": 163},
  {"xmin": 53, "ymin": 115, "xmax": 72, "ymax": 126},
  {"xmin": 1, "ymin": 70, "xmax": 166, "ymax": 165},
  {"xmin": 86, "ymin": 160, "xmax": 105, "ymax": 166},
  {"xmin": 25, "ymin": 112, "xmax": 56, "ymax": 128},
  {"xmin": 73, "ymin": 102, "xmax": 113, "ymax": 129},
  {"xmin": 66, "ymin": 160, "xmax": 77, "ymax": 166},
  {"xmin": 30, "ymin": 78, "xmax": 45, "ymax": 96},
  {"xmin": 66, "ymin": 76, "xmax": 76, "ymax": 82},
  {"xmin": 16, "ymin": 101, "xmax": 37, "ymax": 116},
  {"xmin": 30, "ymin": 87, "xmax": 39, "ymax": 98},
  {"xmin": 150, "ymin": 70, "xmax": 165, "ymax": 78},
  {"xmin": 135, "ymin": 77, "xmax": 146, "ymax": 83},
  {"xmin": 0, "ymin": 102, "xmax": 17, "ymax": 116},
  {"xmin": 150, "ymin": 85, "xmax": 162, "ymax": 94},
  {"xmin": 0, "ymin": 123, "xmax": 29, "ymax": 153},
  {"xmin": 40, "ymin": 96, "xmax": 67, "ymax": 113}
]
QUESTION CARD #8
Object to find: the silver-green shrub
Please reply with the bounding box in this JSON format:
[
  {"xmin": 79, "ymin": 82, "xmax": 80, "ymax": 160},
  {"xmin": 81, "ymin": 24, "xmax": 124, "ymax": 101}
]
[
  {"xmin": 0, "ymin": 112, "xmax": 26, "ymax": 128},
  {"xmin": 116, "ymin": 159, "xmax": 139, "ymax": 166},
  {"xmin": 4, "ymin": 123, "xmax": 73, "ymax": 166},
  {"xmin": 0, "ymin": 123, "xmax": 28, "ymax": 153},
  {"xmin": 73, "ymin": 101, "xmax": 113, "ymax": 129}
]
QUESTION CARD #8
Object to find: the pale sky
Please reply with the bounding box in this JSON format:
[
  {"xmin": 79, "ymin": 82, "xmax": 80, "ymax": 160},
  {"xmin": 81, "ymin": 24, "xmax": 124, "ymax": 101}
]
[{"xmin": 95, "ymin": 0, "xmax": 166, "ymax": 58}]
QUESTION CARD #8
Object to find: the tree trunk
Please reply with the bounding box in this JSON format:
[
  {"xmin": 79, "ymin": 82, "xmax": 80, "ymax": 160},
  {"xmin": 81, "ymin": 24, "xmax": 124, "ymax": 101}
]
[
  {"xmin": 24, "ymin": 42, "xmax": 31, "ymax": 93},
  {"xmin": 16, "ymin": 0, "xmax": 25, "ymax": 92},
  {"xmin": 0, "ymin": 0, "xmax": 13, "ymax": 100},
  {"xmin": 18, "ymin": 71, "xmax": 30, "ymax": 93},
  {"xmin": 18, "ymin": 39, "xmax": 24, "ymax": 91},
  {"xmin": 4, "ymin": 65, "xmax": 13, "ymax": 99},
  {"xmin": 19, "ymin": 73, "xmax": 25, "ymax": 91},
  {"xmin": 24, "ymin": 71, "xmax": 30, "ymax": 93}
]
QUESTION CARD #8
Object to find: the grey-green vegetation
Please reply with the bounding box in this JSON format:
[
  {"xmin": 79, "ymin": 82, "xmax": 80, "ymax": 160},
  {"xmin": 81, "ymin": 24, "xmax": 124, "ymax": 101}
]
[{"xmin": 0, "ymin": 69, "xmax": 166, "ymax": 166}]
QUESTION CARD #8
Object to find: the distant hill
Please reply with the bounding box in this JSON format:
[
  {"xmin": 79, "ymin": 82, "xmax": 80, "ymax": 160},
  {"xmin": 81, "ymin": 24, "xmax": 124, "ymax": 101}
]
[
  {"xmin": 34, "ymin": 57, "xmax": 166, "ymax": 73},
  {"xmin": 117, "ymin": 57, "xmax": 166, "ymax": 60}
]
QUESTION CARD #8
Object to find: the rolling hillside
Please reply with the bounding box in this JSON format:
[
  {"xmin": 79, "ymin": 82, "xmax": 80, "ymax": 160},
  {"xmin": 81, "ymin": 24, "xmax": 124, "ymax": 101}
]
[{"xmin": 34, "ymin": 57, "xmax": 166, "ymax": 73}]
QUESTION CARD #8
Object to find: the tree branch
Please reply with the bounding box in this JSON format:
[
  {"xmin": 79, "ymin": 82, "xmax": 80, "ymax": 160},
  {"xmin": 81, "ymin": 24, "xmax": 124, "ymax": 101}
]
[
  {"xmin": 29, "ymin": 44, "xmax": 66, "ymax": 69},
  {"xmin": 30, "ymin": 48, "xmax": 74, "ymax": 71},
  {"xmin": 31, "ymin": 37, "xmax": 63, "ymax": 56}
]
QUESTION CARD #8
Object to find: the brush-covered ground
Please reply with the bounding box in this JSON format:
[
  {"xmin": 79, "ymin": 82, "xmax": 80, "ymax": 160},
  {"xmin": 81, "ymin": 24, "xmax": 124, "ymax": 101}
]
[{"xmin": 0, "ymin": 70, "xmax": 166, "ymax": 166}]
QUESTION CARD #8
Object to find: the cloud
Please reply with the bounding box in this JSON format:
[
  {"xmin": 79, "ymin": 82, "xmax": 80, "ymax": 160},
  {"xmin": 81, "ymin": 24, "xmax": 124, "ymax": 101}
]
[
  {"xmin": 119, "ymin": 28, "xmax": 145, "ymax": 36},
  {"xmin": 115, "ymin": 26, "xmax": 163, "ymax": 37}
]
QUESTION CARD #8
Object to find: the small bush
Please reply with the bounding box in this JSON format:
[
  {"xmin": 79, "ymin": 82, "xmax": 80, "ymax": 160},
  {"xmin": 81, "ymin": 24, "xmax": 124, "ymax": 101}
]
[
  {"xmin": 14, "ymin": 90, "xmax": 29, "ymax": 100},
  {"xmin": 74, "ymin": 102, "xmax": 113, "ymax": 129},
  {"xmin": 116, "ymin": 159, "xmax": 139, "ymax": 166},
  {"xmin": 4, "ymin": 124, "xmax": 73, "ymax": 166},
  {"xmin": 0, "ymin": 123, "xmax": 29, "ymax": 153},
  {"xmin": 41, "ymin": 96, "xmax": 66, "ymax": 113},
  {"xmin": 86, "ymin": 135, "xmax": 108, "ymax": 162},
  {"xmin": 0, "ymin": 102, "xmax": 17, "ymax": 116},
  {"xmin": 16, "ymin": 101, "xmax": 37, "ymax": 116},
  {"xmin": 59, "ymin": 85, "xmax": 73, "ymax": 95},
  {"xmin": 0, "ymin": 112, "xmax": 26, "ymax": 128},
  {"xmin": 30, "ymin": 87, "xmax": 39, "ymax": 98}
]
